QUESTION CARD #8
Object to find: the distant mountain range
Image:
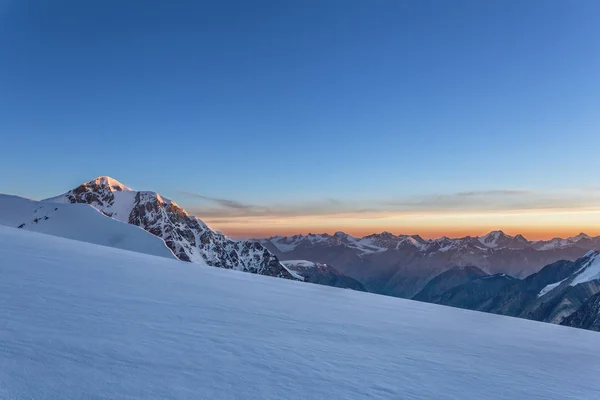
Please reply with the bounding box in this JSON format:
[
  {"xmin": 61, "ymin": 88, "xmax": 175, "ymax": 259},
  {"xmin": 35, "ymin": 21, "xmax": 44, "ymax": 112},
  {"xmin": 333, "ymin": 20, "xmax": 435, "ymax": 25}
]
[
  {"xmin": 262, "ymin": 231, "xmax": 600, "ymax": 331},
  {"xmin": 260, "ymin": 231, "xmax": 596, "ymax": 298}
]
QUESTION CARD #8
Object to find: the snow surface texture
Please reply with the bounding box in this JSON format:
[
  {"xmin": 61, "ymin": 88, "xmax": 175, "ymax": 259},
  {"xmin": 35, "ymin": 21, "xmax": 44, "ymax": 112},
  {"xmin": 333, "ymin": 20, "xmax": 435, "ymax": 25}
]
[
  {"xmin": 0, "ymin": 194, "xmax": 175, "ymax": 259},
  {"xmin": 1, "ymin": 226, "xmax": 600, "ymax": 400}
]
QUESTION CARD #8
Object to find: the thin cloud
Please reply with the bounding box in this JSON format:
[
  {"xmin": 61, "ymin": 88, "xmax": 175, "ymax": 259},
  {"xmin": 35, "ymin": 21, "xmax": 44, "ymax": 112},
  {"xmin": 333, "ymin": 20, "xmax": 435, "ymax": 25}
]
[
  {"xmin": 179, "ymin": 191, "xmax": 264, "ymax": 211},
  {"xmin": 455, "ymin": 190, "xmax": 532, "ymax": 197},
  {"xmin": 179, "ymin": 187, "xmax": 600, "ymax": 221},
  {"xmin": 384, "ymin": 189, "xmax": 533, "ymax": 210},
  {"xmin": 384, "ymin": 189, "xmax": 600, "ymax": 214},
  {"xmin": 202, "ymin": 218, "xmax": 258, "ymax": 225}
]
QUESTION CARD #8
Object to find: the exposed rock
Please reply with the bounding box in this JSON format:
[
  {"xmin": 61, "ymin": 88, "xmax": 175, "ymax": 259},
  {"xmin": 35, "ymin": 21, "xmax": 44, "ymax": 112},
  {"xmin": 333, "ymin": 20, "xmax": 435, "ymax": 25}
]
[
  {"xmin": 413, "ymin": 266, "xmax": 488, "ymax": 303},
  {"xmin": 561, "ymin": 292, "xmax": 600, "ymax": 331},
  {"xmin": 44, "ymin": 177, "xmax": 295, "ymax": 280},
  {"xmin": 281, "ymin": 260, "xmax": 366, "ymax": 291}
]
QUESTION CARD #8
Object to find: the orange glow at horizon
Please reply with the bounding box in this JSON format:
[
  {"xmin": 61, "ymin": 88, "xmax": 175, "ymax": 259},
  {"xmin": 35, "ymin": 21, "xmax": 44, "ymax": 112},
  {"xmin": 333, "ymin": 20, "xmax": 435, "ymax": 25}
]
[{"xmin": 202, "ymin": 209, "xmax": 600, "ymax": 240}]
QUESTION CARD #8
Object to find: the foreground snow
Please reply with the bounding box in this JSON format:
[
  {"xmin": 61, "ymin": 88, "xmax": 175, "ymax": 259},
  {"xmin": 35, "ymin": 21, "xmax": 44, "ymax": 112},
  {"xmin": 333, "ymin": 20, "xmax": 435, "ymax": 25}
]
[{"xmin": 1, "ymin": 227, "xmax": 599, "ymax": 400}]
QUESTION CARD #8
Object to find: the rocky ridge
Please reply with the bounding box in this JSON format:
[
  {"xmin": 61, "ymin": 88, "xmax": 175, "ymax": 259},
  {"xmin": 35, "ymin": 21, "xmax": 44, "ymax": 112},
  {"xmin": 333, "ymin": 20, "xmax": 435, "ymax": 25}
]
[{"xmin": 45, "ymin": 177, "xmax": 295, "ymax": 279}]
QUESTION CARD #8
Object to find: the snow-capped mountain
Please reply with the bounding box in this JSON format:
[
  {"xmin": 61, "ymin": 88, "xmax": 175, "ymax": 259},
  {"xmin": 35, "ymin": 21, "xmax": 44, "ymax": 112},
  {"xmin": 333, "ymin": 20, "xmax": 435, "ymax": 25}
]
[
  {"xmin": 264, "ymin": 230, "xmax": 599, "ymax": 256},
  {"xmin": 3, "ymin": 225, "xmax": 600, "ymax": 399},
  {"xmin": 0, "ymin": 194, "xmax": 176, "ymax": 259},
  {"xmin": 261, "ymin": 230, "xmax": 596, "ymax": 298},
  {"xmin": 532, "ymin": 251, "xmax": 600, "ymax": 323},
  {"xmin": 264, "ymin": 231, "xmax": 428, "ymax": 255},
  {"xmin": 537, "ymin": 251, "xmax": 600, "ymax": 298},
  {"xmin": 533, "ymin": 233, "xmax": 598, "ymax": 250},
  {"xmin": 43, "ymin": 176, "xmax": 295, "ymax": 279}
]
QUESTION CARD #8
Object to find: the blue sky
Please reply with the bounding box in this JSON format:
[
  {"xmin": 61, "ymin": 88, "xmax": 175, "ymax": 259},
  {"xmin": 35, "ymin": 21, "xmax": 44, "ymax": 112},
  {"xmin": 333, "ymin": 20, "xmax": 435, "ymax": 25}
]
[{"xmin": 1, "ymin": 0, "xmax": 600, "ymax": 237}]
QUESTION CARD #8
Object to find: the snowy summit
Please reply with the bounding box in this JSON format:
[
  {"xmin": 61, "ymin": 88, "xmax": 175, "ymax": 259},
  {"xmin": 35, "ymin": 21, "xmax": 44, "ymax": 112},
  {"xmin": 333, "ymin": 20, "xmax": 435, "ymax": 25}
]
[{"xmin": 89, "ymin": 176, "xmax": 133, "ymax": 191}]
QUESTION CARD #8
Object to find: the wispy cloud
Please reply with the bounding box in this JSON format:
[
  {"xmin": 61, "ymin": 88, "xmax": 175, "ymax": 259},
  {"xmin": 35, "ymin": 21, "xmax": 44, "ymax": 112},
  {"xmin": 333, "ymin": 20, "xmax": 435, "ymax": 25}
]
[
  {"xmin": 179, "ymin": 191, "xmax": 365, "ymax": 219},
  {"xmin": 383, "ymin": 189, "xmax": 535, "ymax": 211},
  {"xmin": 455, "ymin": 190, "xmax": 532, "ymax": 197},
  {"xmin": 179, "ymin": 191, "xmax": 260, "ymax": 210},
  {"xmin": 178, "ymin": 188, "xmax": 600, "ymax": 222}
]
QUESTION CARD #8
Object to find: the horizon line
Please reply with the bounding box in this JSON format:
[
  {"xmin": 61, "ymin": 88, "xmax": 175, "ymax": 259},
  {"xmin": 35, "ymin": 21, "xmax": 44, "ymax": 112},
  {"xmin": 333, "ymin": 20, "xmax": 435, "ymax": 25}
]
[{"xmin": 220, "ymin": 227, "xmax": 597, "ymax": 242}]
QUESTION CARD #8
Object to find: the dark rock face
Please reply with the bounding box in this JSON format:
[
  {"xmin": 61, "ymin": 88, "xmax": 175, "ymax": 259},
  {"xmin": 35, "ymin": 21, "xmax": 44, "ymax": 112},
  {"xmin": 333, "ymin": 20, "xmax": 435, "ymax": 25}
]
[
  {"xmin": 497, "ymin": 254, "xmax": 600, "ymax": 324},
  {"xmin": 413, "ymin": 266, "xmax": 489, "ymax": 303},
  {"xmin": 282, "ymin": 261, "xmax": 366, "ymax": 291},
  {"xmin": 49, "ymin": 177, "xmax": 294, "ymax": 280},
  {"xmin": 418, "ymin": 253, "xmax": 600, "ymax": 331},
  {"xmin": 525, "ymin": 281, "xmax": 600, "ymax": 324},
  {"xmin": 473, "ymin": 259, "xmax": 582, "ymax": 318},
  {"xmin": 561, "ymin": 292, "xmax": 600, "ymax": 331},
  {"xmin": 68, "ymin": 182, "xmax": 116, "ymax": 212},
  {"xmin": 433, "ymin": 274, "xmax": 518, "ymax": 311}
]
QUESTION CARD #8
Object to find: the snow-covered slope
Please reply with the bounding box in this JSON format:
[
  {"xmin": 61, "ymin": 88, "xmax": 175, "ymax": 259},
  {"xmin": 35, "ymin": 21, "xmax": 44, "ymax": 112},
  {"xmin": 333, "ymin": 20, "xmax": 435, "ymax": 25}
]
[
  {"xmin": 44, "ymin": 176, "xmax": 294, "ymax": 279},
  {"xmin": 0, "ymin": 194, "xmax": 175, "ymax": 259},
  {"xmin": 1, "ymin": 226, "xmax": 599, "ymax": 400}
]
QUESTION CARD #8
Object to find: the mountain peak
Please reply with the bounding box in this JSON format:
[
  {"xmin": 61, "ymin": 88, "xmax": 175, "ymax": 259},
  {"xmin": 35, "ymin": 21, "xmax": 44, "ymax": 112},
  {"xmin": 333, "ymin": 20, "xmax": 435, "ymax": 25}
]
[
  {"xmin": 478, "ymin": 230, "xmax": 511, "ymax": 248},
  {"xmin": 42, "ymin": 178, "xmax": 294, "ymax": 279},
  {"xmin": 574, "ymin": 232, "xmax": 591, "ymax": 240},
  {"xmin": 378, "ymin": 231, "xmax": 397, "ymax": 238},
  {"xmin": 85, "ymin": 176, "xmax": 132, "ymax": 192}
]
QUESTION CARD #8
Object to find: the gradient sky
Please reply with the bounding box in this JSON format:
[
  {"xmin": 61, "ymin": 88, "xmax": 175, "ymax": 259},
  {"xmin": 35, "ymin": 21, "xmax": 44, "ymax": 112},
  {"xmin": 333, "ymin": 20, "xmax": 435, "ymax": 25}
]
[{"xmin": 2, "ymin": 0, "xmax": 600, "ymax": 239}]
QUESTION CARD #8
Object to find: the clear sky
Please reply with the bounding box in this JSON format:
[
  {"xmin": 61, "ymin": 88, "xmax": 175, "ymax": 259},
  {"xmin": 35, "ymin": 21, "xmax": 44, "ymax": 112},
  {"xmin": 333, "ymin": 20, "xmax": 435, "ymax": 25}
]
[{"xmin": 2, "ymin": 0, "xmax": 600, "ymax": 239}]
